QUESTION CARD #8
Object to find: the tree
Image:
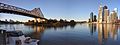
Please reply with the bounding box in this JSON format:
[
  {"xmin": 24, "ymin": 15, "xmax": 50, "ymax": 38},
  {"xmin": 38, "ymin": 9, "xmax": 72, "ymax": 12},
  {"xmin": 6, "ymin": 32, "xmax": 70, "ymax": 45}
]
[
  {"xmin": 59, "ymin": 19, "xmax": 64, "ymax": 23},
  {"xmin": 28, "ymin": 20, "xmax": 31, "ymax": 22},
  {"xmin": 53, "ymin": 19, "xmax": 58, "ymax": 23},
  {"xmin": 70, "ymin": 20, "xmax": 75, "ymax": 23}
]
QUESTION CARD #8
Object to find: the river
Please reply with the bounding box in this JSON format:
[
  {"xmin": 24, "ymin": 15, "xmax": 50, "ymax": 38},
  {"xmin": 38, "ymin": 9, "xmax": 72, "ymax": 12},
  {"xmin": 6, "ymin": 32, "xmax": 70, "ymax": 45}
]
[{"xmin": 0, "ymin": 23, "xmax": 120, "ymax": 45}]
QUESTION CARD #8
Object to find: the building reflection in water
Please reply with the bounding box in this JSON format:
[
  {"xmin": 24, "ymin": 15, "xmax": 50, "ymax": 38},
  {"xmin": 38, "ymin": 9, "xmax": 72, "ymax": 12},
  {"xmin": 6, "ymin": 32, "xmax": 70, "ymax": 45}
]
[
  {"xmin": 89, "ymin": 23, "xmax": 118, "ymax": 45},
  {"xmin": 97, "ymin": 24, "xmax": 118, "ymax": 45},
  {"xmin": 31, "ymin": 25, "xmax": 45, "ymax": 39},
  {"xmin": 28, "ymin": 25, "xmax": 45, "ymax": 45},
  {"xmin": 88, "ymin": 23, "xmax": 97, "ymax": 35}
]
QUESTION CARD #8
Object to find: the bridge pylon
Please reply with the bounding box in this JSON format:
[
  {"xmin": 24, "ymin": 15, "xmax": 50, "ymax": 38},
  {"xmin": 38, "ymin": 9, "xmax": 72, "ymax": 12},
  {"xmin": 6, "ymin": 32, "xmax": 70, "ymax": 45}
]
[{"xmin": 34, "ymin": 18, "xmax": 46, "ymax": 23}]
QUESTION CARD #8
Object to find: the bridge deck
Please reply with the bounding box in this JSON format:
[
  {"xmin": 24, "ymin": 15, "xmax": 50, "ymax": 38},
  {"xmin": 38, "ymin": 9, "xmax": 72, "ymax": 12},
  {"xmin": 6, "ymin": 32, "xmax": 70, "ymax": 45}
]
[{"xmin": 0, "ymin": 2, "xmax": 45, "ymax": 19}]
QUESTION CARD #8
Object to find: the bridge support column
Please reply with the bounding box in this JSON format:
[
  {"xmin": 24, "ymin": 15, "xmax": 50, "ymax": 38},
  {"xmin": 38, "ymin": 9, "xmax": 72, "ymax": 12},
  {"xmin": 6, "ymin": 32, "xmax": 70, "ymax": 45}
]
[
  {"xmin": 38, "ymin": 18, "xmax": 41, "ymax": 23},
  {"xmin": 34, "ymin": 18, "xmax": 38, "ymax": 23},
  {"xmin": 34, "ymin": 18, "xmax": 46, "ymax": 23},
  {"xmin": 39, "ymin": 18, "xmax": 46, "ymax": 23}
]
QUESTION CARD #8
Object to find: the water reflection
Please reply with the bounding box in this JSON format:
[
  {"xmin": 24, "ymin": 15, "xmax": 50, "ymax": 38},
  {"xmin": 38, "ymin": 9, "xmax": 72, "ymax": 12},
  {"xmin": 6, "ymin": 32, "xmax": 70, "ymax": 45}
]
[
  {"xmin": 89, "ymin": 23, "xmax": 119, "ymax": 45},
  {"xmin": 1, "ymin": 23, "xmax": 120, "ymax": 45},
  {"xmin": 25, "ymin": 24, "xmax": 77, "ymax": 45},
  {"xmin": 88, "ymin": 23, "xmax": 97, "ymax": 35},
  {"xmin": 70, "ymin": 24, "xmax": 76, "ymax": 29},
  {"xmin": 44, "ymin": 24, "xmax": 76, "ymax": 30},
  {"xmin": 33, "ymin": 25, "xmax": 45, "ymax": 39},
  {"xmin": 24, "ymin": 25, "xmax": 45, "ymax": 40}
]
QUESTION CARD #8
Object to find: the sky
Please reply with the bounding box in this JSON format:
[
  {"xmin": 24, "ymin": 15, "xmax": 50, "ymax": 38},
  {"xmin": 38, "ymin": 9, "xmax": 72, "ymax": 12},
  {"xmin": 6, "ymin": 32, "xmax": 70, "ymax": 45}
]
[{"xmin": 0, "ymin": 0, "xmax": 119, "ymax": 22}]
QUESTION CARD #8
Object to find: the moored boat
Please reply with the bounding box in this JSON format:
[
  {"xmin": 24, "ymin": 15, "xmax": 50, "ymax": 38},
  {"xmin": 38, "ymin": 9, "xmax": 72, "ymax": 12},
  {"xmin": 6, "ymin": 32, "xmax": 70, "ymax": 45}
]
[{"xmin": 6, "ymin": 30, "xmax": 39, "ymax": 45}]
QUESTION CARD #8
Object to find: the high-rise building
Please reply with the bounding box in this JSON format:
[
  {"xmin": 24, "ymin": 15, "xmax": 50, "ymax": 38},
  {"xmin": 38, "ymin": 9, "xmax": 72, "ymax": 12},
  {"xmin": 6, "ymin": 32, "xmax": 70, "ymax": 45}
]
[
  {"xmin": 110, "ymin": 12, "xmax": 114, "ymax": 23},
  {"xmin": 89, "ymin": 12, "xmax": 97, "ymax": 22},
  {"xmin": 114, "ymin": 8, "xmax": 118, "ymax": 21},
  {"xmin": 103, "ymin": 6, "xmax": 109, "ymax": 23},
  {"xmin": 98, "ymin": 5, "xmax": 104, "ymax": 23},
  {"xmin": 98, "ymin": 5, "xmax": 110, "ymax": 23},
  {"xmin": 107, "ymin": 15, "xmax": 110, "ymax": 23},
  {"xmin": 93, "ymin": 15, "xmax": 97, "ymax": 22},
  {"xmin": 90, "ymin": 12, "xmax": 94, "ymax": 22},
  {"xmin": 110, "ymin": 10, "xmax": 118, "ymax": 23}
]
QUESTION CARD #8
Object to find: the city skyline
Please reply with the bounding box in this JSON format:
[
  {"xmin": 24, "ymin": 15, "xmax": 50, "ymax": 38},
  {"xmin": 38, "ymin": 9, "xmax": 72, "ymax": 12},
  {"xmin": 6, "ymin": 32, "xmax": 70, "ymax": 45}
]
[
  {"xmin": 0, "ymin": 0, "xmax": 119, "ymax": 22},
  {"xmin": 97, "ymin": 5, "xmax": 118, "ymax": 23}
]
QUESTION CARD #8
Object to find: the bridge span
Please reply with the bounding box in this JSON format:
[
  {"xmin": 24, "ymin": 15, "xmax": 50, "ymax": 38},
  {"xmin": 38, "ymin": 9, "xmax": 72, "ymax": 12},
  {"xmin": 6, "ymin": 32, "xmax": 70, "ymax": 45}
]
[{"xmin": 0, "ymin": 2, "xmax": 45, "ymax": 19}]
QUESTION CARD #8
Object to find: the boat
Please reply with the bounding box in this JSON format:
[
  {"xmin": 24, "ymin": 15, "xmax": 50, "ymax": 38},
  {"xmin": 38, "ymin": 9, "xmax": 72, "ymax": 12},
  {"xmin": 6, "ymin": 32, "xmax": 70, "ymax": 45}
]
[
  {"xmin": 0, "ymin": 29, "xmax": 6, "ymax": 45},
  {"xmin": 6, "ymin": 30, "xmax": 39, "ymax": 45}
]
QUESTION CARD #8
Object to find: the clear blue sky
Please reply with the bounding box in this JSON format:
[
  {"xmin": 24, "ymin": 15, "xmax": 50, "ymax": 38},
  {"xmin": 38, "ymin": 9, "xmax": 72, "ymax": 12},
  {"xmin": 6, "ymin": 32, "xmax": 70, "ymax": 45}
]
[{"xmin": 0, "ymin": 0, "xmax": 119, "ymax": 22}]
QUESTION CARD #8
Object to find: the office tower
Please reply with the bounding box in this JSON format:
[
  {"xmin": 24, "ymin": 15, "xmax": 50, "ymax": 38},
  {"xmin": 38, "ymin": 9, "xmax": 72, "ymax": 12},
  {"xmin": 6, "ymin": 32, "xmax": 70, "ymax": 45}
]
[
  {"xmin": 109, "ymin": 8, "xmax": 118, "ymax": 23},
  {"xmin": 103, "ymin": 6, "xmax": 109, "ymax": 23},
  {"xmin": 90, "ymin": 12, "xmax": 94, "ymax": 22},
  {"xmin": 114, "ymin": 8, "xmax": 118, "ymax": 21},
  {"xmin": 107, "ymin": 15, "xmax": 110, "ymax": 23},
  {"xmin": 110, "ymin": 11, "xmax": 117, "ymax": 23},
  {"xmin": 98, "ymin": 5, "xmax": 103, "ymax": 23},
  {"xmin": 93, "ymin": 15, "xmax": 97, "ymax": 22},
  {"xmin": 114, "ymin": 8, "xmax": 118, "ymax": 22},
  {"xmin": 110, "ymin": 12, "xmax": 113, "ymax": 23}
]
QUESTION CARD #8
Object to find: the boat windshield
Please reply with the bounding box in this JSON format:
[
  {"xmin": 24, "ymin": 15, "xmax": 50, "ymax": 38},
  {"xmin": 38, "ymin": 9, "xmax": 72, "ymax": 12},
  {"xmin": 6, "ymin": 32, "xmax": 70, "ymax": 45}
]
[{"xmin": 6, "ymin": 31, "xmax": 24, "ymax": 37}]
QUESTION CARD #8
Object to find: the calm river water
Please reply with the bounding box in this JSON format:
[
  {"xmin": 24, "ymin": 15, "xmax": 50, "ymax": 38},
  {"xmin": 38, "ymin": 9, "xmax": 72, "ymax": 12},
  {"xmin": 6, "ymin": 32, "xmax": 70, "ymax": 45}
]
[{"xmin": 0, "ymin": 23, "xmax": 120, "ymax": 45}]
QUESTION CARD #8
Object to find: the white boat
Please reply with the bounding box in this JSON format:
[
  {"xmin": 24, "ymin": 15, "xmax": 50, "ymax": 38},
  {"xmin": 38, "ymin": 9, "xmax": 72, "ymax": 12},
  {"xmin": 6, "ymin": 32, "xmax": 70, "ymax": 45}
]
[{"xmin": 6, "ymin": 30, "xmax": 39, "ymax": 45}]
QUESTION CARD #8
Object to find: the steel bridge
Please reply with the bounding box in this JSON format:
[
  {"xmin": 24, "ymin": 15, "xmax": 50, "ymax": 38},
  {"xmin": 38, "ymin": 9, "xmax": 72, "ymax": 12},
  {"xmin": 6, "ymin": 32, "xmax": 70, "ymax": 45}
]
[{"xmin": 0, "ymin": 2, "xmax": 45, "ymax": 19}]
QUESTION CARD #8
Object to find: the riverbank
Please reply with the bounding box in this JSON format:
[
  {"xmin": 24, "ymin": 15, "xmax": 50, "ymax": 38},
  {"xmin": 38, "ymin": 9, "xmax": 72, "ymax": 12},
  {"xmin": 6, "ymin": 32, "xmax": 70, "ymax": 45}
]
[
  {"xmin": 24, "ymin": 21, "xmax": 77, "ymax": 27},
  {"xmin": 0, "ymin": 21, "xmax": 23, "ymax": 24}
]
